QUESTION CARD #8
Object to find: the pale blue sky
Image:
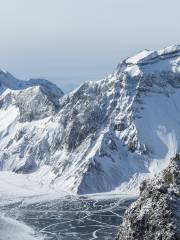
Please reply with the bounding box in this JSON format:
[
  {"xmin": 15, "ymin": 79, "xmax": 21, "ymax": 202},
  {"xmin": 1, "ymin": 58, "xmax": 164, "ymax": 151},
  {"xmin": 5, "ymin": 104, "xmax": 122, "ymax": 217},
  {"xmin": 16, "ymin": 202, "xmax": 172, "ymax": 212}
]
[{"xmin": 0, "ymin": 0, "xmax": 179, "ymax": 92}]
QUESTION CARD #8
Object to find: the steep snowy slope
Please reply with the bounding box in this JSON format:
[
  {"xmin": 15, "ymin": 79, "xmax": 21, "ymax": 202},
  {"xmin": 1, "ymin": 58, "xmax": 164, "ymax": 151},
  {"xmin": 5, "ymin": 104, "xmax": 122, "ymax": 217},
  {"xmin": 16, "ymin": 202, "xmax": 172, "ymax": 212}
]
[{"xmin": 0, "ymin": 45, "xmax": 180, "ymax": 194}]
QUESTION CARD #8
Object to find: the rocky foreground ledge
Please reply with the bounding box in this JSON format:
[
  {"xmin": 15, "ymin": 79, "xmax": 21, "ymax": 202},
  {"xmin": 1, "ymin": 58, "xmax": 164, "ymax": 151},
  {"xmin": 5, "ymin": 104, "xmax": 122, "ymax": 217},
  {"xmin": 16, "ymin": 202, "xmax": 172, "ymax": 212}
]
[{"xmin": 116, "ymin": 154, "xmax": 180, "ymax": 240}]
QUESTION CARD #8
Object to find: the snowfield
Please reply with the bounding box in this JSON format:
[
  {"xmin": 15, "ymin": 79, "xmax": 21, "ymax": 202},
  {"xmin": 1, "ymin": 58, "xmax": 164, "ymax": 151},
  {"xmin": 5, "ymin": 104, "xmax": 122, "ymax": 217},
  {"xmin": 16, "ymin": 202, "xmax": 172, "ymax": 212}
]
[
  {"xmin": 0, "ymin": 170, "xmax": 56, "ymax": 198},
  {"xmin": 0, "ymin": 215, "xmax": 43, "ymax": 240}
]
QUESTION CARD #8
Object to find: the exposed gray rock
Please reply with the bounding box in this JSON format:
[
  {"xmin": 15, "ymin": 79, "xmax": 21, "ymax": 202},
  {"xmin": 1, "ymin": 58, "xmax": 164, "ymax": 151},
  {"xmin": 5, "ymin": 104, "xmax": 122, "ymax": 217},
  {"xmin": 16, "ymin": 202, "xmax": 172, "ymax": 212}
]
[
  {"xmin": 15, "ymin": 86, "xmax": 59, "ymax": 122},
  {"xmin": 0, "ymin": 71, "xmax": 63, "ymax": 122},
  {"xmin": 116, "ymin": 154, "xmax": 180, "ymax": 240}
]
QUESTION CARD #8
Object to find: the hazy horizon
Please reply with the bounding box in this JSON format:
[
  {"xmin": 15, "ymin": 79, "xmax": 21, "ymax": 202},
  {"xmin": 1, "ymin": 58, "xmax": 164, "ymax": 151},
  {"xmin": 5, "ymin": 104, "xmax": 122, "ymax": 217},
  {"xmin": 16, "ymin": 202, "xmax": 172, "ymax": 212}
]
[{"xmin": 0, "ymin": 0, "xmax": 179, "ymax": 92}]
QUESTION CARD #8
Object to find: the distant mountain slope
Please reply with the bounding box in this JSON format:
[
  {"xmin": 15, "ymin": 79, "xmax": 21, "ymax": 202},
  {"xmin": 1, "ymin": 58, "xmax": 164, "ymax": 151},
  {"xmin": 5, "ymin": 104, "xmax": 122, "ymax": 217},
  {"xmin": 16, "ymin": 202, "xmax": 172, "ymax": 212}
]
[
  {"xmin": 0, "ymin": 45, "xmax": 180, "ymax": 194},
  {"xmin": 0, "ymin": 70, "xmax": 63, "ymax": 96}
]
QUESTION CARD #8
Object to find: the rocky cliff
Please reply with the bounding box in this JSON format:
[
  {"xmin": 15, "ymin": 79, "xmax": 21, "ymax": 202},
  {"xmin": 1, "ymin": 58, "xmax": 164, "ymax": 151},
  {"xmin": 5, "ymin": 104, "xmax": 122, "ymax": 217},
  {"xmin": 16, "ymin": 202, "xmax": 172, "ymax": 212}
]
[{"xmin": 117, "ymin": 154, "xmax": 180, "ymax": 240}]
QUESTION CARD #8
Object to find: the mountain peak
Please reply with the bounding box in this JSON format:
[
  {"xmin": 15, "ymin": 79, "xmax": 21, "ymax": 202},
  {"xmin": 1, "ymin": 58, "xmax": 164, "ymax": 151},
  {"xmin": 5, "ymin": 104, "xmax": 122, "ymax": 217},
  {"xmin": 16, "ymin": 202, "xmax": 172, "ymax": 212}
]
[
  {"xmin": 125, "ymin": 44, "xmax": 180, "ymax": 66},
  {"xmin": 115, "ymin": 44, "xmax": 180, "ymax": 79},
  {"xmin": 0, "ymin": 69, "xmax": 63, "ymax": 98}
]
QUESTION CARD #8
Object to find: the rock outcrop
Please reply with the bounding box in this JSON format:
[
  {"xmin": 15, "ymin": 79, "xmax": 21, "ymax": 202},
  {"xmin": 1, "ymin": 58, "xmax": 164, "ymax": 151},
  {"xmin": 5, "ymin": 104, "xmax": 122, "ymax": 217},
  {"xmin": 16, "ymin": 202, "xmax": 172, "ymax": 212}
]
[{"xmin": 116, "ymin": 154, "xmax": 180, "ymax": 240}]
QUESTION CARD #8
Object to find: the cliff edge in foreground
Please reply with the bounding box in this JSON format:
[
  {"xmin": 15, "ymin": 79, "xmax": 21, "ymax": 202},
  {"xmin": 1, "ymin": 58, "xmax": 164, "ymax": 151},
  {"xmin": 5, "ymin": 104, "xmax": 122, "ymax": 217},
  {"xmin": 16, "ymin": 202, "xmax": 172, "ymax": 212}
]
[{"xmin": 116, "ymin": 154, "xmax": 180, "ymax": 240}]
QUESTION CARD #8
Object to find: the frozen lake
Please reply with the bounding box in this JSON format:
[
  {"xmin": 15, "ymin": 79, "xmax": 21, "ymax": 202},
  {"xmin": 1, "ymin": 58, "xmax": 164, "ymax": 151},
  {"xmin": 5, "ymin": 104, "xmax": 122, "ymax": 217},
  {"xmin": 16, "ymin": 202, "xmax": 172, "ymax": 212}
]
[{"xmin": 0, "ymin": 194, "xmax": 135, "ymax": 240}]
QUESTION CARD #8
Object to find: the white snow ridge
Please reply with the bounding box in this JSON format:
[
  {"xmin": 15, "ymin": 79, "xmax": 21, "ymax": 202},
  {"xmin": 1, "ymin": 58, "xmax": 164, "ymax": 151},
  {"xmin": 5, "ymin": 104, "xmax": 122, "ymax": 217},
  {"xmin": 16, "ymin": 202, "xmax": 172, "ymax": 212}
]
[{"xmin": 0, "ymin": 44, "xmax": 180, "ymax": 196}]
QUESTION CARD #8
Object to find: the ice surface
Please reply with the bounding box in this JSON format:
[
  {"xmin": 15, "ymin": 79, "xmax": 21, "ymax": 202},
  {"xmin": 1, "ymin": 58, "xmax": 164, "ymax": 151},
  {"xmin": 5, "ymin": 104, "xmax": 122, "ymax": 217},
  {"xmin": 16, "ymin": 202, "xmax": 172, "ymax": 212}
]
[{"xmin": 0, "ymin": 193, "xmax": 135, "ymax": 240}]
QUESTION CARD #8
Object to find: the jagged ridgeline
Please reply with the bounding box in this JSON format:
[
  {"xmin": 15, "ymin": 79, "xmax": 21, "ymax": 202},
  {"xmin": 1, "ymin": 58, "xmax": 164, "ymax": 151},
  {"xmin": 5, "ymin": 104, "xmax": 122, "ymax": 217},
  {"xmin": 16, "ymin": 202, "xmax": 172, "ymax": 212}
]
[
  {"xmin": 0, "ymin": 45, "xmax": 180, "ymax": 194},
  {"xmin": 116, "ymin": 154, "xmax": 180, "ymax": 240}
]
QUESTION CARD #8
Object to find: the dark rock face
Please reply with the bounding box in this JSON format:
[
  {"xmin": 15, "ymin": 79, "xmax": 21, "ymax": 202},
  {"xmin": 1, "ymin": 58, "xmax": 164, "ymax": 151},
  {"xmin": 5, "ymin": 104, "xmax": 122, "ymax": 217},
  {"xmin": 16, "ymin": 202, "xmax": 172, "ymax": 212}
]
[{"xmin": 116, "ymin": 154, "xmax": 180, "ymax": 240}]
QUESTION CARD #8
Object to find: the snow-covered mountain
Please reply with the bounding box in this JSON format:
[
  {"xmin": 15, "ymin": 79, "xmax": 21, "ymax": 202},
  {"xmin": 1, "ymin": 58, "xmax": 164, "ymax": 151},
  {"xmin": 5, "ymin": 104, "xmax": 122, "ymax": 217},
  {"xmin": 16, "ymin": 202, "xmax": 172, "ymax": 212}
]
[{"xmin": 0, "ymin": 45, "xmax": 180, "ymax": 194}]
